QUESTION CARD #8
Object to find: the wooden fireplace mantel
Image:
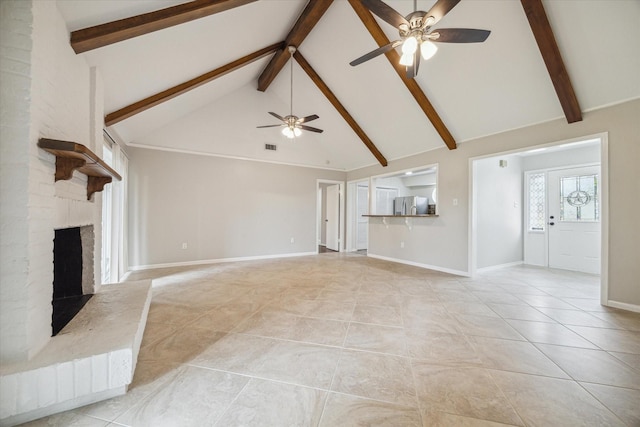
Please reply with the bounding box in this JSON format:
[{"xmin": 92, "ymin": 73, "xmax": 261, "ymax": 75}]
[{"xmin": 38, "ymin": 138, "xmax": 122, "ymax": 200}]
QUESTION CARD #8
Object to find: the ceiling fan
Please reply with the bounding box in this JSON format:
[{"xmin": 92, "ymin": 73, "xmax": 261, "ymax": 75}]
[
  {"xmin": 350, "ymin": 0, "xmax": 491, "ymax": 78},
  {"xmin": 257, "ymin": 46, "xmax": 323, "ymax": 138}
]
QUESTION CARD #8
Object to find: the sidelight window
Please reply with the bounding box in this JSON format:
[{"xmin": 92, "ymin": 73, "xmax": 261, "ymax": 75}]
[{"xmin": 527, "ymin": 172, "xmax": 546, "ymax": 231}]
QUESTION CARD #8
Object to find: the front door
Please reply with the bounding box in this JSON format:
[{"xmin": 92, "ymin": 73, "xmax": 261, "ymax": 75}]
[
  {"xmin": 326, "ymin": 184, "xmax": 340, "ymax": 251},
  {"xmin": 548, "ymin": 166, "xmax": 601, "ymax": 274}
]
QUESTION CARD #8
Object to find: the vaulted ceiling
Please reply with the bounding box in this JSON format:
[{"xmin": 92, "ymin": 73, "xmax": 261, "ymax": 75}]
[{"xmin": 56, "ymin": 0, "xmax": 640, "ymax": 171}]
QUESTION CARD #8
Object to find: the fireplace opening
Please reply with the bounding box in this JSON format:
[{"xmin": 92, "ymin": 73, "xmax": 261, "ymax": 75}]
[{"xmin": 52, "ymin": 226, "xmax": 94, "ymax": 336}]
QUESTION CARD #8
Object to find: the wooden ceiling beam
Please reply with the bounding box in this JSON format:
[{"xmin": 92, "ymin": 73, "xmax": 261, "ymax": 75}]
[
  {"xmin": 521, "ymin": 0, "xmax": 582, "ymax": 123},
  {"xmin": 294, "ymin": 50, "xmax": 388, "ymax": 167},
  {"xmin": 105, "ymin": 42, "xmax": 283, "ymax": 126},
  {"xmin": 348, "ymin": 0, "xmax": 457, "ymax": 150},
  {"xmin": 257, "ymin": 0, "xmax": 334, "ymax": 92},
  {"xmin": 71, "ymin": 0, "xmax": 257, "ymax": 54}
]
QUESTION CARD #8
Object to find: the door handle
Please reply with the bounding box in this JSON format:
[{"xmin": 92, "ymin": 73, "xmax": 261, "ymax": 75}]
[{"xmin": 549, "ymin": 222, "xmax": 555, "ymax": 226}]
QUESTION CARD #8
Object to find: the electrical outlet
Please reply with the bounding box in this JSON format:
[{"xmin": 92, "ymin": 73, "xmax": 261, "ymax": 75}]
[
  {"xmin": 400, "ymin": 241, "xmax": 404, "ymax": 248},
  {"xmin": 453, "ymin": 198, "xmax": 458, "ymax": 206},
  {"xmin": 182, "ymin": 243, "xmax": 187, "ymax": 249},
  {"xmin": 290, "ymin": 237, "xmax": 295, "ymax": 244}
]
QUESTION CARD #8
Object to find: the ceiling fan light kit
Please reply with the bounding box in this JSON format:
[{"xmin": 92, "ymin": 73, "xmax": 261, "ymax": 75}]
[
  {"xmin": 282, "ymin": 125, "xmax": 302, "ymax": 139},
  {"xmin": 351, "ymin": 0, "xmax": 490, "ymax": 77},
  {"xmin": 257, "ymin": 46, "xmax": 323, "ymax": 139}
]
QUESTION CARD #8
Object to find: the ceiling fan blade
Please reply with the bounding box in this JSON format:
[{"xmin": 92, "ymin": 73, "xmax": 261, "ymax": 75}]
[
  {"xmin": 424, "ymin": 0, "xmax": 460, "ymax": 26},
  {"xmin": 298, "ymin": 125, "xmax": 324, "ymax": 133},
  {"xmin": 298, "ymin": 114, "xmax": 319, "ymax": 123},
  {"xmin": 431, "ymin": 28, "xmax": 491, "ymax": 43},
  {"xmin": 361, "ymin": 0, "xmax": 409, "ymax": 28},
  {"xmin": 350, "ymin": 40, "xmax": 402, "ymax": 66},
  {"xmin": 256, "ymin": 124, "xmax": 284, "ymax": 128},
  {"xmin": 268, "ymin": 111, "xmax": 286, "ymax": 122}
]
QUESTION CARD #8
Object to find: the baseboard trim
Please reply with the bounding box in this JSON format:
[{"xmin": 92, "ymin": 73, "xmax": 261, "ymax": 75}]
[
  {"xmin": 129, "ymin": 251, "xmax": 317, "ymax": 272},
  {"xmin": 367, "ymin": 253, "xmax": 469, "ymax": 277},
  {"xmin": 606, "ymin": 300, "xmax": 640, "ymax": 313},
  {"xmin": 476, "ymin": 260, "xmax": 524, "ymax": 273}
]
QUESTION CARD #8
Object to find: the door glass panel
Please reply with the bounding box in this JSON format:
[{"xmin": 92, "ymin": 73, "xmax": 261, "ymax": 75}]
[{"xmin": 560, "ymin": 174, "xmax": 599, "ymax": 221}]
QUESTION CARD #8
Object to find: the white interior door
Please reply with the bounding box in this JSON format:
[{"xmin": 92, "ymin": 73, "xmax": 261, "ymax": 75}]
[
  {"xmin": 548, "ymin": 166, "xmax": 601, "ymax": 274},
  {"xmin": 356, "ymin": 184, "xmax": 368, "ymax": 250},
  {"xmin": 326, "ymin": 184, "xmax": 340, "ymax": 251}
]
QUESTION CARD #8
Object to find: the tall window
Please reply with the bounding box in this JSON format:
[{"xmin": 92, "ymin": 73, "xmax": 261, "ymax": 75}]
[
  {"xmin": 101, "ymin": 133, "xmax": 128, "ymax": 284},
  {"xmin": 527, "ymin": 172, "xmax": 546, "ymax": 231},
  {"xmin": 101, "ymin": 143, "xmax": 113, "ymax": 284}
]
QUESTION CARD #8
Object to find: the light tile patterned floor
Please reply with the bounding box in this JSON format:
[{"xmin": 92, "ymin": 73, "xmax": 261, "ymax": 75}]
[{"xmin": 22, "ymin": 254, "xmax": 640, "ymax": 426}]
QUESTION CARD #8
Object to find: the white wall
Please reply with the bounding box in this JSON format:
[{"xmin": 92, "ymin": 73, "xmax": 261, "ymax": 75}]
[
  {"xmin": 523, "ymin": 144, "xmax": 600, "ymax": 171},
  {"xmin": 127, "ymin": 147, "xmax": 345, "ymax": 268},
  {"xmin": 475, "ymin": 155, "xmax": 523, "ymax": 269},
  {"xmin": 0, "ymin": 0, "xmax": 104, "ymax": 363},
  {"xmin": 348, "ymin": 99, "xmax": 640, "ymax": 307}
]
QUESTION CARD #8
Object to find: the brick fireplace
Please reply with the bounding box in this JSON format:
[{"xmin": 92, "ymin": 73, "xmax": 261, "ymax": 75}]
[{"xmin": 0, "ymin": 2, "xmax": 150, "ymax": 425}]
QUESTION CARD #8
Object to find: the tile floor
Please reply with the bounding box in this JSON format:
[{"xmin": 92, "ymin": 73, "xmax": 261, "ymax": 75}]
[{"xmin": 22, "ymin": 253, "xmax": 640, "ymax": 426}]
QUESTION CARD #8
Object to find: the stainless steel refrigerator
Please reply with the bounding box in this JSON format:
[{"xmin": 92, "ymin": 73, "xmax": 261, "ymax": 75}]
[{"xmin": 394, "ymin": 196, "xmax": 428, "ymax": 215}]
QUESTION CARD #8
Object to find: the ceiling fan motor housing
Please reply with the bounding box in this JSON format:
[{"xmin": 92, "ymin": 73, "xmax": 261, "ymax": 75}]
[{"xmin": 399, "ymin": 11, "xmax": 435, "ymax": 37}]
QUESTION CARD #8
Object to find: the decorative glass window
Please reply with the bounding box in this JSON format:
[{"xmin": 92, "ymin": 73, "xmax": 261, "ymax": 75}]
[
  {"xmin": 560, "ymin": 174, "xmax": 599, "ymax": 221},
  {"xmin": 528, "ymin": 173, "xmax": 546, "ymax": 231}
]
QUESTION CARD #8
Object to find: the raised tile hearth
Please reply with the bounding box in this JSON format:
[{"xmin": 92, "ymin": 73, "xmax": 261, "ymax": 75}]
[{"xmin": 0, "ymin": 281, "xmax": 151, "ymax": 426}]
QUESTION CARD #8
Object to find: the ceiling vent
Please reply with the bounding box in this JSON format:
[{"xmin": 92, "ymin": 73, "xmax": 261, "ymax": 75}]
[{"xmin": 264, "ymin": 143, "xmax": 277, "ymax": 151}]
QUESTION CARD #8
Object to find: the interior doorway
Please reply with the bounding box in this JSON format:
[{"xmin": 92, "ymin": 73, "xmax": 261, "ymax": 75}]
[
  {"xmin": 470, "ymin": 133, "xmax": 609, "ymax": 304},
  {"xmin": 317, "ymin": 180, "xmax": 344, "ymax": 253}
]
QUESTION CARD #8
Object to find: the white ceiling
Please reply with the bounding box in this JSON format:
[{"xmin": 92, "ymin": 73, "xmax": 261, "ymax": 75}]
[{"xmin": 56, "ymin": 0, "xmax": 640, "ymax": 171}]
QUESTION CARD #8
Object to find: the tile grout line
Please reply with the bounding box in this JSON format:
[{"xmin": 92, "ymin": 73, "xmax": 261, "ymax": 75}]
[{"xmin": 211, "ymin": 376, "xmax": 253, "ymax": 427}]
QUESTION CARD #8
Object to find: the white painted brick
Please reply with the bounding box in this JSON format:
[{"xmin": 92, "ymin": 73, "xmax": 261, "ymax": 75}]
[
  {"xmin": 36, "ymin": 366, "xmax": 57, "ymax": 408},
  {"xmin": 56, "ymin": 362, "xmax": 74, "ymax": 402},
  {"xmin": 109, "ymin": 349, "xmax": 133, "ymax": 388},
  {"xmin": 16, "ymin": 370, "xmax": 38, "ymax": 413},
  {"xmin": 0, "ymin": 372, "xmax": 18, "ymax": 418},
  {"xmin": 91, "ymin": 354, "xmax": 109, "ymax": 393},
  {"xmin": 2, "ymin": 0, "xmax": 113, "ymax": 418},
  {"xmin": 73, "ymin": 358, "xmax": 91, "ymax": 398}
]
